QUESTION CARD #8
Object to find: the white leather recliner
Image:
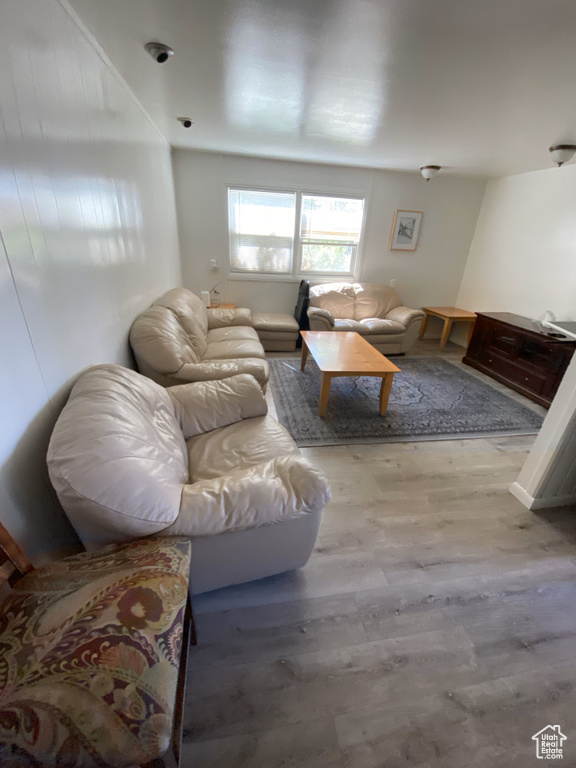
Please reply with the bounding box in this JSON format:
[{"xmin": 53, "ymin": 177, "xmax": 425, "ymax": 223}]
[
  {"xmin": 47, "ymin": 365, "xmax": 330, "ymax": 594},
  {"xmin": 130, "ymin": 287, "xmax": 270, "ymax": 388},
  {"xmin": 308, "ymin": 282, "xmax": 425, "ymax": 354}
]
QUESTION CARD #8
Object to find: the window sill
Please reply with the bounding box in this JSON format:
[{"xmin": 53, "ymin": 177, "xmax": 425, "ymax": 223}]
[
  {"xmin": 228, "ymin": 273, "xmax": 301, "ymax": 283},
  {"xmin": 228, "ymin": 273, "xmax": 357, "ymax": 283}
]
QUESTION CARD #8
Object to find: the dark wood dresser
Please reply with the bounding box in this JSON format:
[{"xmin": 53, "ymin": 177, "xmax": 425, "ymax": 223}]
[{"xmin": 463, "ymin": 312, "xmax": 576, "ymax": 407}]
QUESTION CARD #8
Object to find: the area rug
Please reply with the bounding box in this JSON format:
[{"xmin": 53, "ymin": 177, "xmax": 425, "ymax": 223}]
[{"xmin": 268, "ymin": 357, "xmax": 544, "ymax": 447}]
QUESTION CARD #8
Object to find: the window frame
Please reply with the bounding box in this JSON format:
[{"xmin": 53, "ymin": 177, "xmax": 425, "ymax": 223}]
[{"xmin": 226, "ymin": 185, "xmax": 367, "ymax": 282}]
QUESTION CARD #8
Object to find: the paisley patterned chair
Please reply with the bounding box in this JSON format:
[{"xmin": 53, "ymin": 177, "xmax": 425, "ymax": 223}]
[{"xmin": 0, "ymin": 524, "xmax": 192, "ymax": 768}]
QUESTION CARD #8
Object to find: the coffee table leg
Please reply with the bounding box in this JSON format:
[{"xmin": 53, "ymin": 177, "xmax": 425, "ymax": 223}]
[
  {"xmin": 379, "ymin": 373, "xmax": 394, "ymax": 416},
  {"xmin": 418, "ymin": 313, "xmax": 430, "ymax": 340},
  {"xmin": 319, "ymin": 373, "xmax": 332, "ymax": 417},
  {"xmin": 301, "ymin": 339, "xmax": 309, "ymax": 371}
]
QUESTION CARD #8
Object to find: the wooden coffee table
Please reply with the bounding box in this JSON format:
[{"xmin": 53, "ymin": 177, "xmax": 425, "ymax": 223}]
[
  {"xmin": 419, "ymin": 306, "xmax": 477, "ymax": 349},
  {"xmin": 300, "ymin": 331, "xmax": 401, "ymax": 417}
]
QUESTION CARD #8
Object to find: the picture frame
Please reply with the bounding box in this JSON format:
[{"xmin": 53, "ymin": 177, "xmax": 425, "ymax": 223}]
[{"xmin": 389, "ymin": 210, "xmax": 423, "ymax": 251}]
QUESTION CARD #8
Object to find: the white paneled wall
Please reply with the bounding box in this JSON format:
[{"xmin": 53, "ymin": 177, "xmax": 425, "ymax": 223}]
[{"xmin": 0, "ymin": 0, "xmax": 181, "ymax": 560}]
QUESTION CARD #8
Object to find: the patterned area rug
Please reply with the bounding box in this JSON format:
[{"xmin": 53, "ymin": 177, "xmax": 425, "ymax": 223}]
[{"xmin": 268, "ymin": 357, "xmax": 544, "ymax": 447}]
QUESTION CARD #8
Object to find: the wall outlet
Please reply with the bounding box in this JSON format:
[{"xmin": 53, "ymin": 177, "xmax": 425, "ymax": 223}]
[
  {"xmin": 210, "ymin": 259, "xmax": 219, "ymax": 271},
  {"xmin": 390, "ymin": 278, "xmax": 396, "ymax": 287}
]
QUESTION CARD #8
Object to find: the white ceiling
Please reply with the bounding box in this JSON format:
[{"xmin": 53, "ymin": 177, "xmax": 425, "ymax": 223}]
[{"xmin": 68, "ymin": 0, "xmax": 576, "ymax": 177}]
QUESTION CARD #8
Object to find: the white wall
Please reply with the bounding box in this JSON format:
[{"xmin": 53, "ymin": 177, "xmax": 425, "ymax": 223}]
[
  {"xmin": 0, "ymin": 0, "xmax": 181, "ymax": 561},
  {"xmin": 173, "ymin": 150, "xmax": 486, "ymax": 315},
  {"xmin": 457, "ymin": 165, "xmax": 576, "ymax": 321}
]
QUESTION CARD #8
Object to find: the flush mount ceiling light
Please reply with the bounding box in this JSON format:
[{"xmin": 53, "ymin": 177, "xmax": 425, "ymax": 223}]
[
  {"xmin": 549, "ymin": 144, "xmax": 576, "ymax": 167},
  {"xmin": 144, "ymin": 42, "xmax": 174, "ymax": 64},
  {"xmin": 420, "ymin": 165, "xmax": 441, "ymax": 182}
]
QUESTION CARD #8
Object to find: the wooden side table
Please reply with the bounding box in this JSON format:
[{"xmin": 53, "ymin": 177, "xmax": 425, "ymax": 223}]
[
  {"xmin": 209, "ymin": 302, "xmax": 235, "ymax": 309},
  {"xmin": 420, "ymin": 306, "xmax": 477, "ymax": 350}
]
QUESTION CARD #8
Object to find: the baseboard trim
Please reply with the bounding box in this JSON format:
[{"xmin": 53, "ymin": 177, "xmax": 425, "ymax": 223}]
[{"xmin": 509, "ymin": 482, "xmax": 576, "ymax": 510}]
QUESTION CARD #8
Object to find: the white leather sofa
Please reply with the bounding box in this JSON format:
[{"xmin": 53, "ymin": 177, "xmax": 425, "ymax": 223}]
[
  {"xmin": 47, "ymin": 365, "xmax": 330, "ymax": 594},
  {"xmin": 308, "ymin": 282, "xmax": 425, "ymax": 354},
  {"xmin": 130, "ymin": 287, "xmax": 269, "ymax": 388}
]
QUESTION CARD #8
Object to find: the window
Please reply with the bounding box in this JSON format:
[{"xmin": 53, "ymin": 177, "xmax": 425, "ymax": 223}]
[
  {"xmin": 227, "ymin": 188, "xmax": 365, "ymax": 279},
  {"xmin": 228, "ymin": 188, "xmax": 296, "ymax": 275}
]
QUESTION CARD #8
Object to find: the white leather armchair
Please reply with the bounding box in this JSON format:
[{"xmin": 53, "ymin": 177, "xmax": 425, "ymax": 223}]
[{"xmin": 47, "ymin": 365, "xmax": 331, "ymax": 593}]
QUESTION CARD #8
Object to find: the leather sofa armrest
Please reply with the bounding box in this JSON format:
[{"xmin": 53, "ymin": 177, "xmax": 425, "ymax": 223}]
[
  {"xmin": 174, "ymin": 358, "xmax": 269, "ymax": 388},
  {"xmin": 168, "ymin": 374, "xmax": 267, "ymax": 439},
  {"xmin": 165, "ymin": 455, "xmax": 331, "ymax": 536},
  {"xmin": 307, "ymin": 307, "xmax": 335, "ymax": 331},
  {"xmin": 385, "ymin": 306, "xmax": 425, "ymax": 328},
  {"xmin": 207, "ymin": 307, "xmax": 252, "ymax": 329}
]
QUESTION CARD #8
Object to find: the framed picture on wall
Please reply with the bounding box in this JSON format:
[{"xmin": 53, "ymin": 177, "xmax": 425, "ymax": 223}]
[{"xmin": 389, "ymin": 210, "xmax": 423, "ymax": 251}]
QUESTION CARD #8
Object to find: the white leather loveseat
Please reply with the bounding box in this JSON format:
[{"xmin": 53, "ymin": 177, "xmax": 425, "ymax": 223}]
[
  {"xmin": 308, "ymin": 282, "xmax": 425, "ymax": 354},
  {"xmin": 47, "ymin": 365, "xmax": 330, "ymax": 594},
  {"xmin": 130, "ymin": 287, "xmax": 269, "ymax": 388}
]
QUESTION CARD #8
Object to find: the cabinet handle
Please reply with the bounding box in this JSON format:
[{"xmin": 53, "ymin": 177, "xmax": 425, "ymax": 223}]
[{"xmin": 498, "ymin": 336, "xmax": 516, "ymax": 343}]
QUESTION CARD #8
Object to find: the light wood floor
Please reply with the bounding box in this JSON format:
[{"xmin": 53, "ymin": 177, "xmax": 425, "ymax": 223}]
[{"xmin": 182, "ymin": 341, "xmax": 576, "ymax": 768}]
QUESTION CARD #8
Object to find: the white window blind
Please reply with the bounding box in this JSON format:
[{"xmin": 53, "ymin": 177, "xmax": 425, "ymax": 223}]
[
  {"xmin": 299, "ymin": 195, "xmax": 365, "ymax": 274},
  {"xmin": 228, "ymin": 188, "xmax": 296, "ymax": 274}
]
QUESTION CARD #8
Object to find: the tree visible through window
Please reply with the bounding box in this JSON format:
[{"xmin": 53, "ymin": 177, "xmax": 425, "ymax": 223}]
[
  {"xmin": 228, "ymin": 188, "xmax": 365, "ymax": 278},
  {"xmin": 300, "ymin": 195, "xmax": 364, "ymax": 274}
]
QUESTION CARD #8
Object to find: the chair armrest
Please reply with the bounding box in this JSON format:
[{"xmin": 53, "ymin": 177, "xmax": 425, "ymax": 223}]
[
  {"xmin": 385, "ymin": 306, "xmax": 425, "ymax": 327},
  {"xmin": 168, "ymin": 374, "xmax": 267, "ymax": 439},
  {"xmin": 174, "ymin": 358, "xmax": 269, "ymax": 388},
  {"xmin": 166, "ymin": 455, "xmax": 331, "ymax": 537},
  {"xmin": 307, "ymin": 307, "xmax": 334, "ymax": 331},
  {"xmin": 208, "ymin": 307, "xmax": 252, "ymax": 329}
]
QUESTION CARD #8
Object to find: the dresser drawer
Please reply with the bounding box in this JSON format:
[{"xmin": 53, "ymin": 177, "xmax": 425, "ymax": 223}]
[
  {"xmin": 485, "ymin": 326, "xmax": 521, "ymax": 358},
  {"xmin": 516, "ymin": 337, "xmax": 555, "ymax": 370},
  {"xmin": 480, "ymin": 350, "xmax": 546, "ymax": 394}
]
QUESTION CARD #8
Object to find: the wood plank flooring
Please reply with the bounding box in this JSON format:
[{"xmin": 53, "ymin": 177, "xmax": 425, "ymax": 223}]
[{"xmin": 182, "ymin": 341, "xmax": 576, "ymax": 768}]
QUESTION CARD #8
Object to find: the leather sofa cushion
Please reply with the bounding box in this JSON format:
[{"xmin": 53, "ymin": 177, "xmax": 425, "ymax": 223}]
[
  {"xmin": 333, "ymin": 318, "xmax": 370, "ymax": 334},
  {"xmin": 153, "ymin": 287, "xmax": 208, "ymax": 358},
  {"xmin": 309, "ymin": 283, "xmax": 356, "ymax": 319},
  {"xmin": 130, "ymin": 305, "xmax": 202, "ymax": 371},
  {"xmin": 257, "ymin": 330, "xmax": 300, "ymax": 341},
  {"xmin": 47, "ymin": 365, "xmax": 188, "ymax": 542},
  {"xmin": 186, "ymin": 414, "xmax": 299, "ymax": 482},
  {"xmin": 207, "ymin": 326, "xmax": 260, "ymax": 344},
  {"xmin": 204, "ymin": 338, "xmax": 266, "ymax": 361},
  {"xmin": 155, "ymin": 287, "xmax": 208, "ymax": 335},
  {"xmin": 353, "ymin": 283, "xmax": 402, "ymax": 320},
  {"xmin": 208, "ymin": 307, "xmax": 252, "ymax": 329},
  {"xmin": 359, "ymin": 318, "xmax": 405, "ymax": 334},
  {"xmin": 252, "ymin": 312, "xmax": 299, "ymax": 333}
]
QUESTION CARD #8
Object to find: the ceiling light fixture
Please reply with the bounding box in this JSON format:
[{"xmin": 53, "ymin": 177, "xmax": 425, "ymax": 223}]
[
  {"xmin": 549, "ymin": 144, "xmax": 576, "ymax": 167},
  {"xmin": 144, "ymin": 42, "xmax": 174, "ymax": 64},
  {"xmin": 177, "ymin": 117, "xmax": 194, "ymax": 128},
  {"xmin": 420, "ymin": 165, "xmax": 441, "ymax": 182}
]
